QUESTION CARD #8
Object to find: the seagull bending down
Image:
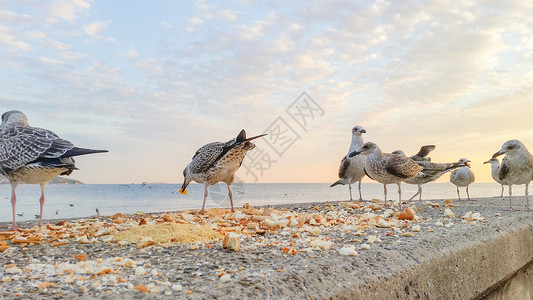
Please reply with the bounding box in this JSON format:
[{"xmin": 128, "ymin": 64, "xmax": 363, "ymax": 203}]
[
  {"xmin": 0, "ymin": 110, "xmax": 108, "ymax": 231},
  {"xmin": 179, "ymin": 129, "xmax": 266, "ymax": 214},
  {"xmin": 349, "ymin": 142, "xmax": 422, "ymax": 207},
  {"xmin": 450, "ymin": 158, "xmax": 475, "ymax": 201},
  {"xmin": 492, "ymin": 140, "xmax": 533, "ymax": 210},
  {"xmin": 330, "ymin": 126, "xmax": 366, "ymax": 201}
]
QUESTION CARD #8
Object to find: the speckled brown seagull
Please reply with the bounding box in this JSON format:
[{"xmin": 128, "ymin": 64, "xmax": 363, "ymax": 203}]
[
  {"xmin": 179, "ymin": 129, "xmax": 266, "ymax": 214},
  {"xmin": 492, "ymin": 140, "xmax": 533, "ymax": 210},
  {"xmin": 0, "ymin": 110, "xmax": 108, "ymax": 231},
  {"xmin": 349, "ymin": 142, "xmax": 422, "ymax": 207},
  {"xmin": 330, "ymin": 126, "xmax": 366, "ymax": 201},
  {"xmin": 404, "ymin": 159, "xmax": 466, "ymax": 202}
]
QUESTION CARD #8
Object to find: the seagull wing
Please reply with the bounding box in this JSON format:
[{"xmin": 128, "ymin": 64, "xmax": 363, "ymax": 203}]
[
  {"xmin": 386, "ymin": 155, "xmax": 422, "ymax": 178},
  {"xmin": 499, "ymin": 156, "xmax": 510, "ymax": 181},
  {"xmin": 189, "ymin": 142, "xmax": 226, "ymax": 173},
  {"xmin": 338, "ymin": 156, "xmax": 351, "ymax": 178},
  {"xmin": 414, "ymin": 145, "xmax": 436, "ymax": 158},
  {"xmin": 0, "ymin": 126, "xmax": 74, "ymax": 172}
]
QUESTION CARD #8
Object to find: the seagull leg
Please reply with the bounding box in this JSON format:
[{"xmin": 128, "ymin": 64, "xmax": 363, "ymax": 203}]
[
  {"xmin": 466, "ymin": 185, "xmax": 471, "ymax": 201},
  {"xmin": 456, "ymin": 186, "xmax": 461, "ymax": 201},
  {"xmin": 397, "ymin": 183, "xmax": 402, "ymax": 209},
  {"xmin": 348, "ymin": 183, "xmax": 353, "ymax": 201},
  {"xmin": 408, "ymin": 185, "xmax": 421, "ymax": 202},
  {"xmin": 199, "ymin": 185, "xmax": 208, "ymax": 214},
  {"xmin": 508, "ymin": 185, "xmax": 513, "ymax": 211},
  {"xmin": 418, "ymin": 185, "xmax": 423, "ymax": 202},
  {"xmin": 38, "ymin": 182, "xmax": 47, "ymax": 227},
  {"xmin": 383, "ymin": 184, "xmax": 388, "ymax": 207},
  {"xmin": 500, "ymin": 185, "xmax": 504, "ymax": 198},
  {"xmin": 525, "ymin": 183, "xmax": 530, "ymax": 211},
  {"xmin": 227, "ymin": 184, "xmax": 235, "ymax": 212},
  {"xmin": 8, "ymin": 183, "xmax": 20, "ymax": 231},
  {"xmin": 358, "ymin": 180, "xmax": 363, "ymax": 201}
]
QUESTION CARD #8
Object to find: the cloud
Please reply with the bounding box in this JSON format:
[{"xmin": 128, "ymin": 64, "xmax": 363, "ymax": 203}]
[
  {"xmin": 82, "ymin": 20, "xmax": 111, "ymax": 37},
  {"xmin": 47, "ymin": 0, "xmax": 93, "ymax": 22}
]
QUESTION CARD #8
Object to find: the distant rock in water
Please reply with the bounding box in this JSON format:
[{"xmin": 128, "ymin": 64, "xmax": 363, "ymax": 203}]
[{"xmin": 49, "ymin": 177, "xmax": 84, "ymax": 185}]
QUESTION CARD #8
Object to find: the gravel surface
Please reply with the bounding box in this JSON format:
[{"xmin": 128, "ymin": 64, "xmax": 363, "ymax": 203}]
[{"xmin": 1, "ymin": 196, "xmax": 531, "ymax": 299}]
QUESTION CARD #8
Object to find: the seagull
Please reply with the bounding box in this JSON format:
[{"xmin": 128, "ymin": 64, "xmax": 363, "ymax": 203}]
[
  {"xmin": 483, "ymin": 158, "xmax": 506, "ymax": 197},
  {"xmin": 394, "ymin": 155, "xmax": 466, "ymax": 202},
  {"xmin": 0, "ymin": 110, "xmax": 108, "ymax": 231},
  {"xmin": 392, "ymin": 145, "xmax": 436, "ymax": 162},
  {"xmin": 450, "ymin": 158, "xmax": 475, "ymax": 201},
  {"xmin": 330, "ymin": 126, "xmax": 366, "ymax": 201},
  {"xmin": 349, "ymin": 142, "xmax": 422, "ymax": 207},
  {"xmin": 179, "ymin": 129, "xmax": 266, "ymax": 214},
  {"xmin": 16, "ymin": 212, "xmax": 24, "ymax": 217},
  {"xmin": 492, "ymin": 140, "xmax": 533, "ymax": 210}
]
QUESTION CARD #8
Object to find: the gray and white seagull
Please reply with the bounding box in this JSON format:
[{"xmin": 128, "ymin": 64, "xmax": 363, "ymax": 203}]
[
  {"xmin": 450, "ymin": 158, "xmax": 475, "ymax": 201},
  {"xmin": 0, "ymin": 110, "xmax": 108, "ymax": 231},
  {"xmin": 483, "ymin": 158, "xmax": 507, "ymax": 197},
  {"xmin": 179, "ymin": 129, "xmax": 266, "ymax": 214},
  {"xmin": 492, "ymin": 140, "xmax": 533, "ymax": 210},
  {"xmin": 330, "ymin": 126, "xmax": 366, "ymax": 201}
]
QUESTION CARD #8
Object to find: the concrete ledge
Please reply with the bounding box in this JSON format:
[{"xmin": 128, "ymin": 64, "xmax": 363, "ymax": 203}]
[
  {"xmin": 338, "ymin": 219, "xmax": 532, "ymax": 299},
  {"xmin": 231, "ymin": 198, "xmax": 533, "ymax": 300}
]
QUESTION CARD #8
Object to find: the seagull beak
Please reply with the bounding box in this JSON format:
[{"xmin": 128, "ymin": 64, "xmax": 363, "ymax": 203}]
[
  {"xmin": 179, "ymin": 179, "xmax": 189, "ymax": 195},
  {"xmin": 245, "ymin": 133, "xmax": 267, "ymax": 142},
  {"xmin": 348, "ymin": 151, "xmax": 360, "ymax": 158},
  {"xmin": 360, "ymin": 129, "xmax": 366, "ymax": 133},
  {"xmin": 492, "ymin": 151, "xmax": 503, "ymax": 158},
  {"xmin": 483, "ymin": 160, "xmax": 490, "ymax": 164}
]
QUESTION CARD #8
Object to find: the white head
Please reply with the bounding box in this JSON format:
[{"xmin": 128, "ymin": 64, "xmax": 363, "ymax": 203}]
[
  {"xmin": 351, "ymin": 126, "xmax": 366, "ymax": 136},
  {"xmin": 0, "ymin": 110, "xmax": 29, "ymax": 131},
  {"xmin": 459, "ymin": 158, "xmax": 471, "ymax": 167},
  {"xmin": 483, "ymin": 158, "xmax": 499, "ymax": 166},
  {"xmin": 493, "ymin": 140, "xmax": 528, "ymax": 158}
]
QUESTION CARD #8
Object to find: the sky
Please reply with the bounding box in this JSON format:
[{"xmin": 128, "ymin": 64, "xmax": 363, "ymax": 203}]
[{"xmin": 0, "ymin": 0, "xmax": 532, "ymax": 184}]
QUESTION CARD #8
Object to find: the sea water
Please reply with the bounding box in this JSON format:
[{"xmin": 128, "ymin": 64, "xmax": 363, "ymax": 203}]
[{"xmin": 0, "ymin": 182, "xmax": 510, "ymax": 223}]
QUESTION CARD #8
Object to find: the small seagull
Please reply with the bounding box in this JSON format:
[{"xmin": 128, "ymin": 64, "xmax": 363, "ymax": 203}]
[
  {"xmin": 349, "ymin": 142, "xmax": 422, "ymax": 208},
  {"xmin": 69, "ymin": 203, "xmax": 74, "ymax": 207},
  {"xmin": 492, "ymin": 140, "xmax": 533, "ymax": 210},
  {"xmin": 450, "ymin": 158, "xmax": 475, "ymax": 201},
  {"xmin": 16, "ymin": 212, "xmax": 24, "ymax": 217},
  {"xmin": 96, "ymin": 208, "xmax": 101, "ymax": 217},
  {"xmin": 0, "ymin": 110, "xmax": 108, "ymax": 231},
  {"xmin": 179, "ymin": 129, "xmax": 266, "ymax": 214},
  {"xmin": 330, "ymin": 126, "xmax": 366, "ymax": 201},
  {"xmin": 55, "ymin": 209, "xmax": 59, "ymax": 215},
  {"xmin": 483, "ymin": 158, "xmax": 506, "ymax": 197}
]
